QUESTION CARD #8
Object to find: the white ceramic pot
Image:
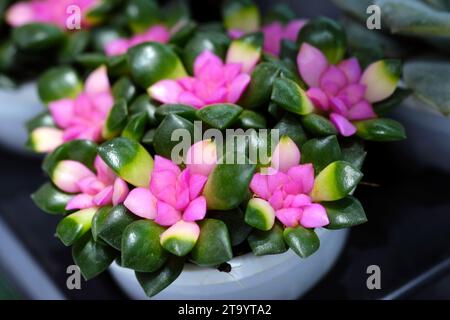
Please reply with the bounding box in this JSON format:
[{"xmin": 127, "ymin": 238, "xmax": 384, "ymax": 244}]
[
  {"xmin": 0, "ymin": 83, "xmax": 44, "ymax": 154},
  {"xmin": 391, "ymin": 98, "xmax": 450, "ymax": 172},
  {"xmin": 109, "ymin": 228, "xmax": 349, "ymax": 300}
]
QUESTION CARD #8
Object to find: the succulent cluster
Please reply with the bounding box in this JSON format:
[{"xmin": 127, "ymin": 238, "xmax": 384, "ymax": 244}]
[
  {"xmin": 333, "ymin": 0, "xmax": 450, "ymax": 115},
  {"xmin": 26, "ymin": 0, "xmax": 406, "ymax": 298}
]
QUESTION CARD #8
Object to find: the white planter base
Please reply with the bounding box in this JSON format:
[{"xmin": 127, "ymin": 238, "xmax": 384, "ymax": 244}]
[
  {"xmin": 109, "ymin": 228, "xmax": 349, "ymax": 300},
  {"xmin": 0, "ymin": 83, "xmax": 44, "ymax": 154},
  {"xmin": 392, "ymin": 98, "xmax": 450, "ymax": 172}
]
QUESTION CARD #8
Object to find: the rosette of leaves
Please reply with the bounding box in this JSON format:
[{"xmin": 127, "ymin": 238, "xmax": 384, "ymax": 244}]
[{"xmin": 332, "ymin": 0, "xmax": 450, "ymax": 115}]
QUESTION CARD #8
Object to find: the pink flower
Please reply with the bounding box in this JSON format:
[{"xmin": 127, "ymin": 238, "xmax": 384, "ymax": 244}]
[
  {"xmin": 229, "ymin": 19, "xmax": 307, "ymax": 56},
  {"xmin": 297, "ymin": 43, "xmax": 380, "ymax": 137},
  {"xmin": 40, "ymin": 66, "xmax": 113, "ymax": 152},
  {"xmin": 6, "ymin": 0, "xmax": 99, "ymax": 29},
  {"xmin": 52, "ymin": 156, "xmax": 129, "ymax": 211},
  {"xmin": 105, "ymin": 25, "xmax": 171, "ymax": 56},
  {"xmin": 149, "ymin": 50, "xmax": 251, "ymax": 109},
  {"xmin": 124, "ymin": 141, "xmax": 218, "ymax": 252},
  {"xmin": 249, "ymin": 136, "xmax": 329, "ymax": 228}
]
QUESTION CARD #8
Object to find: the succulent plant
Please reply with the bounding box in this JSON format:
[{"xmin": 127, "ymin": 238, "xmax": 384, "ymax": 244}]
[{"xmin": 332, "ymin": 0, "xmax": 450, "ymax": 115}]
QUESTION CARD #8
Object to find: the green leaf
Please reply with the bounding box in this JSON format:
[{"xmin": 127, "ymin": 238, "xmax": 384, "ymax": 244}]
[
  {"xmin": 301, "ymin": 113, "xmax": 338, "ymax": 137},
  {"xmin": 271, "ymin": 78, "xmax": 314, "ymax": 115},
  {"xmin": 128, "ymin": 42, "xmax": 187, "ymax": 89},
  {"xmin": 90, "ymin": 26, "xmax": 127, "ymax": 53},
  {"xmin": 129, "ymin": 94, "xmax": 158, "ymax": 126},
  {"xmin": 284, "ymin": 226, "xmax": 320, "ymax": 258},
  {"xmin": 208, "ymin": 208, "xmax": 253, "ymax": 246},
  {"xmin": 236, "ymin": 110, "xmax": 267, "ymax": 129},
  {"xmin": 301, "ymin": 136, "xmax": 342, "ymax": 173},
  {"xmin": 75, "ymin": 53, "xmax": 107, "ymax": 69},
  {"xmin": 91, "ymin": 206, "xmax": 112, "ymax": 242},
  {"xmin": 122, "ymin": 220, "xmax": 168, "ymax": 272},
  {"xmin": 264, "ymin": 3, "xmax": 296, "ymax": 24},
  {"xmin": 297, "ymin": 17, "xmax": 347, "ymax": 64},
  {"xmin": 183, "ymin": 31, "xmax": 230, "ymax": 74},
  {"xmin": 273, "ymin": 116, "xmax": 308, "ymax": 149},
  {"xmin": 248, "ymin": 223, "xmax": 287, "ymax": 256},
  {"xmin": 280, "ymin": 39, "xmax": 299, "ymax": 63},
  {"xmin": 312, "ymin": 161, "xmax": 363, "ymax": 202},
  {"xmin": 203, "ymin": 154, "xmax": 256, "ymax": 210},
  {"xmin": 12, "ymin": 23, "xmax": 65, "ymax": 51},
  {"xmin": 93, "ymin": 205, "xmax": 139, "ymax": 250},
  {"xmin": 135, "ymin": 256, "xmax": 184, "ymax": 297},
  {"xmin": 103, "ymin": 99, "xmax": 129, "ymax": 139},
  {"xmin": 31, "ymin": 183, "xmax": 74, "ymax": 215},
  {"xmin": 37, "ymin": 66, "xmax": 82, "ymax": 104},
  {"xmin": 355, "ymin": 118, "xmax": 406, "ymax": 141},
  {"xmin": 59, "ymin": 31, "xmax": 90, "ymax": 63},
  {"xmin": 112, "ymin": 77, "xmax": 136, "ymax": 103},
  {"xmin": 190, "ymin": 219, "xmax": 233, "ymax": 267},
  {"xmin": 223, "ymin": 0, "xmax": 260, "ymax": 33},
  {"xmin": 196, "ymin": 104, "xmax": 243, "ymax": 130},
  {"xmin": 155, "ymin": 104, "xmax": 198, "ymax": 123},
  {"xmin": 340, "ymin": 139, "xmax": 367, "ymax": 170},
  {"xmin": 169, "ymin": 20, "xmax": 197, "ymax": 47},
  {"xmin": 126, "ymin": 0, "xmax": 160, "ymax": 32},
  {"xmin": 26, "ymin": 112, "xmax": 55, "ymax": 133},
  {"xmin": 56, "ymin": 208, "xmax": 97, "ymax": 246},
  {"xmin": 72, "ymin": 233, "xmax": 116, "ymax": 280},
  {"xmin": 153, "ymin": 114, "xmax": 194, "ymax": 161},
  {"xmin": 323, "ymin": 196, "xmax": 367, "ymax": 230},
  {"xmin": 43, "ymin": 140, "xmax": 98, "ymax": 176},
  {"xmin": 238, "ymin": 62, "xmax": 280, "ymax": 109},
  {"xmin": 98, "ymin": 137, "xmax": 154, "ymax": 187},
  {"xmin": 245, "ymin": 198, "xmax": 275, "ymax": 231},
  {"xmin": 142, "ymin": 129, "xmax": 156, "ymax": 145},
  {"xmin": 331, "ymin": 0, "xmax": 374, "ymax": 22},
  {"xmin": 377, "ymin": 0, "xmax": 450, "ymax": 36},
  {"xmin": 122, "ymin": 113, "xmax": 148, "ymax": 141},
  {"xmin": 163, "ymin": 0, "xmax": 191, "ymax": 27},
  {"xmin": 403, "ymin": 59, "xmax": 450, "ymax": 115}
]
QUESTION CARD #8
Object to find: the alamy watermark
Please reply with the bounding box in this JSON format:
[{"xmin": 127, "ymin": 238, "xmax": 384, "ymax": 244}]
[
  {"xmin": 65, "ymin": 5, "xmax": 82, "ymax": 30},
  {"xmin": 367, "ymin": 5, "xmax": 382, "ymax": 30}
]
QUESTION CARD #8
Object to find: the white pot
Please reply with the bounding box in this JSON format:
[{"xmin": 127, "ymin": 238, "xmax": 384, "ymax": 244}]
[
  {"xmin": 392, "ymin": 98, "xmax": 450, "ymax": 172},
  {"xmin": 109, "ymin": 228, "xmax": 349, "ymax": 300},
  {"xmin": 0, "ymin": 83, "xmax": 44, "ymax": 154}
]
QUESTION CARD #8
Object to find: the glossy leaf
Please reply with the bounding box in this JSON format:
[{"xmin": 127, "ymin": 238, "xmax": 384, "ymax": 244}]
[
  {"xmin": 323, "ymin": 196, "xmax": 367, "ymax": 230},
  {"xmin": 248, "ymin": 223, "xmax": 287, "ymax": 256},
  {"xmin": 112, "ymin": 77, "xmax": 136, "ymax": 103},
  {"xmin": 271, "ymin": 78, "xmax": 314, "ymax": 115},
  {"xmin": 37, "ymin": 66, "xmax": 82, "ymax": 104},
  {"xmin": 31, "ymin": 183, "xmax": 74, "ymax": 215},
  {"xmin": 155, "ymin": 104, "xmax": 198, "ymax": 123},
  {"xmin": 245, "ymin": 198, "xmax": 275, "ymax": 231},
  {"xmin": 103, "ymin": 99, "xmax": 129, "ymax": 140},
  {"xmin": 274, "ymin": 116, "xmax": 307, "ymax": 148},
  {"xmin": 59, "ymin": 31, "xmax": 90, "ymax": 63},
  {"xmin": 340, "ymin": 139, "xmax": 367, "ymax": 170},
  {"xmin": 91, "ymin": 206, "xmax": 112, "ymax": 242},
  {"xmin": 301, "ymin": 113, "xmax": 338, "ymax": 137},
  {"xmin": 126, "ymin": 0, "xmax": 160, "ymax": 32},
  {"xmin": 223, "ymin": 0, "xmax": 260, "ymax": 33},
  {"xmin": 355, "ymin": 118, "xmax": 406, "ymax": 141},
  {"xmin": 237, "ymin": 110, "xmax": 267, "ymax": 129},
  {"xmin": 135, "ymin": 256, "xmax": 184, "ymax": 297},
  {"xmin": 122, "ymin": 220, "xmax": 168, "ymax": 272},
  {"xmin": 12, "ymin": 23, "xmax": 65, "ymax": 51},
  {"xmin": 56, "ymin": 208, "xmax": 97, "ymax": 246},
  {"xmin": 129, "ymin": 94, "xmax": 158, "ymax": 126},
  {"xmin": 190, "ymin": 219, "xmax": 233, "ymax": 267},
  {"xmin": 312, "ymin": 161, "xmax": 363, "ymax": 202},
  {"xmin": 208, "ymin": 208, "xmax": 252, "ymax": 246},
  {"xmin": 301, "ymin": 135, "xmax": 342, "ymax": 173},
  {"xmin": 26, "ymin": 112, "xmax": 55, "ymax": 133},
  {"xmin": 122, "ymin": 113, "xmax": 148, "ymax": 141},
  {"xmin": 98, "ymin": 137, "xmax": 154, "ymax": 187},
  {"xmin": 72, "ymin": 232, "xmax": 116, "ymax": 280},
  {"xmin": 75, "ymin": 53, "xmax": 107, "ymax": 69},
  {"xmin": 284, "ymin": 226, "xmax": 320, "ymax": 258},
  {"xmin": 196, "ymin": 104, "xmax": 243, "ymax": 130}
]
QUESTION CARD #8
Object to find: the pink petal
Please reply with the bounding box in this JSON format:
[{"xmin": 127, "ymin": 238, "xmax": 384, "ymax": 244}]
[
  {"xmin": 228, "ymin": 29, "xmax": 246, "ymax": 39},
  {"xmin": 338, "ymin": 58, "xmax": 362, "ymax": 84},
  {"xmin": 330, "ymin": 97, "xmax": 348, "ymax": 115},
  {"xmin": 276, "ymin": 208, "xmax": 302, "ymax": 227},
  {"xmin": 85, "ymin": 66, "xmax": 110, "ymax": 96},
  {"xmin": 65, "ymin": 194, "xmax": 95, "ymax": 210},
  {"xmin": 330, "ymin": 113, "xmax": 357, "ymax": 137},
  {"xmin": 347, "ymin": 100, "xmax": 377, "ymax": 121},
  {"xmin": 143, "ymin": 25, "xmax": 171, "ymax": 43},
  {"xmin": 306, "ymin": 88, "xmax": 329, "ymax": 111},
  {"xmin": 271, "ymin": 136, "xmax": 301, "ymax": 173},
  {"xmin": 93, "ymin": 185, "xmax": 114, "ymax": 206},
  {"xmin": 227, "ymin": 73, "xmax": 251, "ymax": 103},
  {"xmin": 300, "ymin": 204, "xmax": 329, "ymax": 228},
  {"xmin": 6, "ymin": 3, "xmax": 35, "ymax": 27},
  {"xmin": 269, "ymin": 190, "xmax": 285, "ymax": 210},
  {"xmin": 105, "ymin": 38, "xmax": 129, "ymax": 56},
  {"xmin": 94, "ymin": 156, "xmax": 116, "ymax": 185},
  {"xmin": 183, "ymin": 196, "xmax": 207, "ymax": 222},
  {"xmin": 48, "ymin": 99, "xmax": 75, "ymax": 129},
  {"xmin": 250, "ymin": 174, "xmax": 270, "ymax": 200},
  {"xmin": 155, "ymin": 201, "xmax": 182, "ymax": 226},
  {"xmin": 186, "ymin": 140, "xmax": 218, "ymax": 176},
  {"xmin": 267, "ymin": 171, "xmax": 289, "ymax": 194},
  {"xmin": 284, "ymin": 19, "xmax": 308, "ymax": 42},
  {"xmin": 62, "ymin": 125, "xmax": 85, "ymax": 142},
  {"xmin": 320, "ymin": 66, "xmax": 348, "ymax": 94},
  {"xmin": 262, "ymin": 22, "xmax": 283, "ymax": 56},
  {"xmin": 124, "ymin": 188, "xmax": 157, "ymax": 219},
  {"xmin": 53, "ymin": 160, "xmax": 95, "ymax": 193},
  {"xmin": 153, "ymin": 155, "xmax": 181, "ymax": 175},
  {"xmin": 73, "ymin": 94, "xmax": 93, "ymax": 119},
  {"xmin": 175, "ymin": 187, "xmax": 190, "ymax": 211},
  {"xmin": 150, "ymin": 172, "xmax": 177, "ymax": 207},
  {"xmin": 189, "ymin": 174, "xmax": 208, "ymax": 200},
  {"xmin": 178, "ymin": 91, "xmax": 205, "ymax": 108},
  {"xmin": 297, "ymin": 43, "xmax": 329, "ymax": 88},
  {"xmin": 291, "ymin": 194, "xmax": 312, "ymax": 208},
  {"xmin": 91, "ymin": 92, "xmax": 114, "ymax": 116},
  {"xmin": 194, "ymin": 51, "xmax": 224, "ymax": 78},
  {"xmin": 287, "ymin": 164, "xmax": 315, "ymax": 194},
  {"xmin": 112, "ymin": 178, "xmax": 129, "ymax": 206},
  {"xmin": 178, "ymin": 77, "xmax": 196, "ymax": 91},
  {"xmin": 338, "ymin": 84, "xmax": 366, "ymax": 107},
  {"xmin": 76, "ymin": 176, "xmax": 104, "ymax": 195},
  {"xmin": 148, "ymin": 80, "xmax": 183, "ymax": 104},
  {"xmin": 223, "ymin": 63, "xmax": 242, "ymax": 82}
]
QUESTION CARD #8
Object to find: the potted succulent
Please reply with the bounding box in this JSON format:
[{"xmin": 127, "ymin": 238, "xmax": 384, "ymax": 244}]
[
  {"xmin": 29, "ymin": 0, "xmax": 406, "ymax": 300},
  {"xmin": 332, "ymin": 0, "xmax": 450, "ymax": 171}
]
